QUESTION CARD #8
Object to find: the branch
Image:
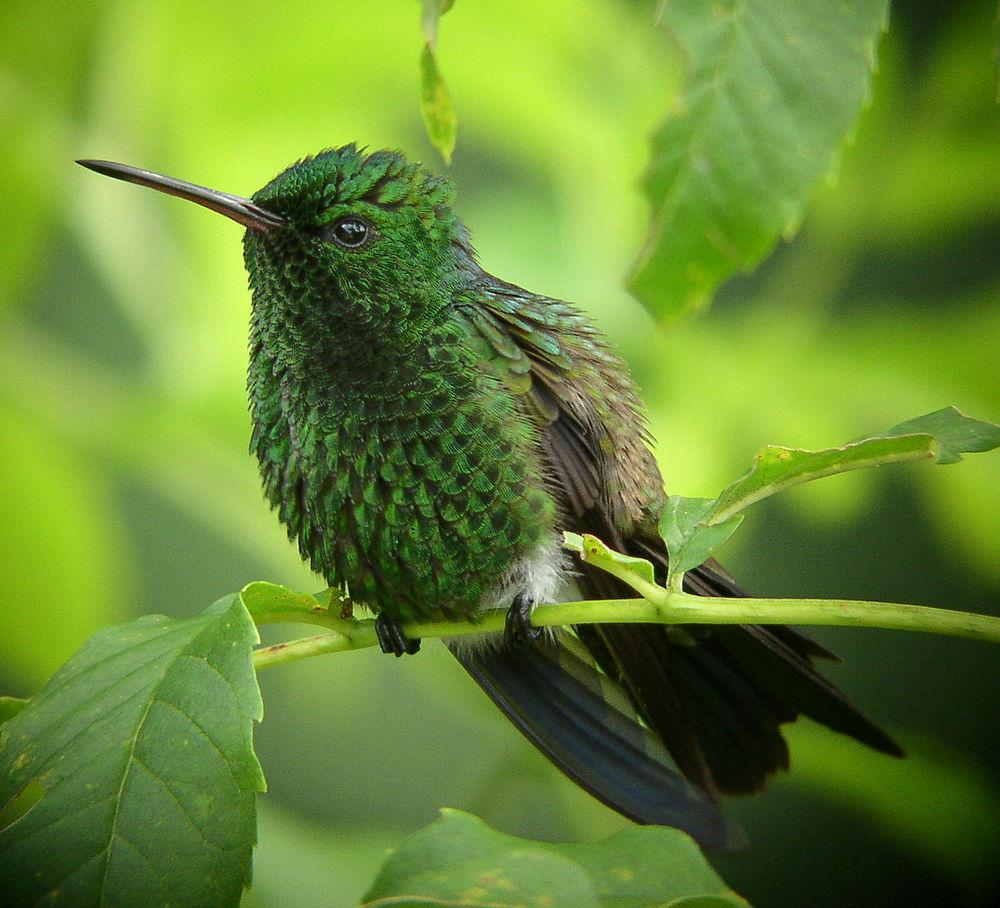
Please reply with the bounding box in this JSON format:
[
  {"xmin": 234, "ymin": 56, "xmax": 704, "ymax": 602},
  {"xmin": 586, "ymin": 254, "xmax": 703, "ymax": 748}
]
[{"xmin": 247, "ymin": 583, "xmax": 1000, "ymax": 672}]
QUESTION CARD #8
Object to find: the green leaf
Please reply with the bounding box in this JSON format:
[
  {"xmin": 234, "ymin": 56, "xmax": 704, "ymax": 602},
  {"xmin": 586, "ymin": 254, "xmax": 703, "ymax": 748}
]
[
  {"xmin": 711, "ymin": 435, "xmax": 930, "ymax": 522},
  {"xmin": 420, "ymin": 44, "xmax": 457, "ymax": 165},
  {"xmin": 881, "ymin": 406, "xmax": 1000, "ymax": 465},
  {"xmin": 363, "ymin": 809, "xmax": 745, "ymax": 907},
  {"xmin": 659, "ymin": 407, "xmax": 1000, "ymax": 577},
  {"xmin": 363, "ymin": 809, "xmax": 599, "ymax": 907},
  {"xmin": 419, "ymin": 1, "xmax": 457, "ymax": 164},
  {"xmin": 0, "ymin": 699, "xmax": 28, "ymax": 728},
  {"xmin": 563, "ymin": 531, "xmax": 656, "ymax": 586},
  {"xmin": 659, "ymin": 498, "xmax": 744, "ymax": 588},
  {"xmin": 0, "ymin": 596, "xmax": 264, "ymax": 908},
  {"xmin": 713, "ymin": 407, "xmax": 1000, "ymax": 521},
  {"xmin": 240, "ymin": 579, "xmax": 326, "ymax": 617},
  {"xmin": 630, "ymin": 0, "xmax": 888, "ymax": 320},
  {"xmin": 543, "ymin": 825, "xmax": 747, "ymax": 907}
]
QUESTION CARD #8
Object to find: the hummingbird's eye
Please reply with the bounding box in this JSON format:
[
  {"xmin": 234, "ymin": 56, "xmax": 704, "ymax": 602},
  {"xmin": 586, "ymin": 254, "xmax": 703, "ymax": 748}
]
[{"xmin": 327, "ymin": 217, "xmax": 371, "ymax": 249}]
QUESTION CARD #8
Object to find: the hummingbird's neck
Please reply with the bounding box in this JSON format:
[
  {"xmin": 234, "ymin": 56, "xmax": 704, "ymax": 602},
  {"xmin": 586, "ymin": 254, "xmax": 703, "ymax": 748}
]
[
  {"xmin": 244, "ymin": 234, "xmax": 482, "ymax": 393},
  {"xmin": 247, "ymin": 303, "xmax": 480, "ymax": 439}
]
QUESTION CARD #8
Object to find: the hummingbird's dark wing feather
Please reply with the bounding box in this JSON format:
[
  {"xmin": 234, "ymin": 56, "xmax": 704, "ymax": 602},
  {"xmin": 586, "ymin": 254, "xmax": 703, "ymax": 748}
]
[
  {"xmin": 453, "ymin": 282, "xmax": 901, "ymax": 836},
  {"xmin": 451, "ymin": 630, "xmax": 740, "ymax": 848}
]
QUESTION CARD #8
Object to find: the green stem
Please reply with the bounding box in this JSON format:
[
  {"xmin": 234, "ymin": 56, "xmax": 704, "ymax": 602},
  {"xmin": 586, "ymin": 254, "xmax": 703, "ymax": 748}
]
[
  {"xmin": 657, "ymin": 593, "xmax": 999, "ymax": 641},
  {"xmin": 254, "ymin": 632, "xmax": 356, "ymax": 669},
  {"xmin": 251, "ymin": 592, "xmax": 1000, "ymax": 672}
]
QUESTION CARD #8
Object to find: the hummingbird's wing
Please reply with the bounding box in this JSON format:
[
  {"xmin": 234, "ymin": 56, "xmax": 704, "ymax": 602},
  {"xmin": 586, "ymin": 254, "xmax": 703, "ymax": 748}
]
[
  {"xmin": 455, "ymin": 281, "xmax": 901, "ymax": 814},
  {"xmin": 453, "ymin": 628, "xmax": 741, "ymax": 848}
]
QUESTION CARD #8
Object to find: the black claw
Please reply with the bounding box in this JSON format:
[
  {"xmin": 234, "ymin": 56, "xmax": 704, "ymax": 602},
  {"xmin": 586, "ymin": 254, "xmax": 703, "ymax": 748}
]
[
  {"xmin": 375, "ymin": 614, "xmax": 421, "ymax": 657},
  {"xmin": 504, "ymin": 592, "xmax": 540, "ymax": 648}
]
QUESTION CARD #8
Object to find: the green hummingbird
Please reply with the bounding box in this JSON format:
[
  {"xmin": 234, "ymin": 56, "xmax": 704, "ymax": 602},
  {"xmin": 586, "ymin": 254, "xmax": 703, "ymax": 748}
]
[{"xmin": 79, "ymin": 146, "xmax": 901, "ymax": 848}]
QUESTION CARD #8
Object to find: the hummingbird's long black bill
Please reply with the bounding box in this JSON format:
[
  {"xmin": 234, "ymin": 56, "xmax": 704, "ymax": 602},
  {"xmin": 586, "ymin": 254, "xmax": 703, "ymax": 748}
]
[{"xmin": 76, "ymin": 159, "xmax": 286, "ymax": 233}]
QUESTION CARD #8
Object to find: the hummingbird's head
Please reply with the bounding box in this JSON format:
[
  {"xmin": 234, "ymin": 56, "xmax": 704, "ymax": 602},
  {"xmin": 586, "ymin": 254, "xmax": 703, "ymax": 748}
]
[
  {"xmin": 242, "ymin": 144, "xmax": 469, "ymax": 361},
  {"xmin": 78, "ymin": 146, "xmax": 474, "ymax": 377}
]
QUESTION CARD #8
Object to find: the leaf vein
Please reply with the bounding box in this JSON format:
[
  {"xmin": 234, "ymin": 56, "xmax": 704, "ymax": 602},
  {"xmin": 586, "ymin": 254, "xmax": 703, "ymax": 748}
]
[{"xmin": 130, "ymin": 753, "xmax": 229, "ymax": 854}]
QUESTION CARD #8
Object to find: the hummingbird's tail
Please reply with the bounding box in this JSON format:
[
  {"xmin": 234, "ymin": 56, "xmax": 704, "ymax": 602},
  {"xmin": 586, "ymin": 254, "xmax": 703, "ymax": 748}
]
[
  {"xmin": 582, "ymin": 557, "xmax": 903, "ymax": 798},
  {"xmin": 451, "ymin": 559, "xmax": 902, "ymax": 847}
]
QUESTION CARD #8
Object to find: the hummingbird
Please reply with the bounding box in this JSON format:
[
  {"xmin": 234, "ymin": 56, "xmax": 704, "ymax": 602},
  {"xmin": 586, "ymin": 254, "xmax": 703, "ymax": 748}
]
[{"xmin": 79, "ymin": 146, "xmax": 901, "ymax": 848}]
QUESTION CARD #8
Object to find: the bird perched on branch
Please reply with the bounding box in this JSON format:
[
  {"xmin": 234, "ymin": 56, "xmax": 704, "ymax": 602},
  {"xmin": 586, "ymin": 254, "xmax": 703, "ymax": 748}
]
[{"xmin": 80, "ymin": 146, "xmax": 901, "ymax": 848}]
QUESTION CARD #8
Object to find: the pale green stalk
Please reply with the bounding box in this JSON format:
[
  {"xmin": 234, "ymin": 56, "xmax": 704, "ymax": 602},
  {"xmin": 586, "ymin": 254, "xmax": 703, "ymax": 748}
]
[{"xmin": 251, "ymin": 593, "xmax": 1000, "ymax": 672}]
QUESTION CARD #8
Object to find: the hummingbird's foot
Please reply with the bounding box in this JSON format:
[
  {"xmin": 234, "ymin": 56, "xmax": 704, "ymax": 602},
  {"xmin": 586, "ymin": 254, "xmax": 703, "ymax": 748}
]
[
  {"xmin": 375, "ymin": 614, "xmax": 421, "ymax": 657},
  {"xmin": 503, "ymin": 592, "xmax": 540, "ymax": 648}
]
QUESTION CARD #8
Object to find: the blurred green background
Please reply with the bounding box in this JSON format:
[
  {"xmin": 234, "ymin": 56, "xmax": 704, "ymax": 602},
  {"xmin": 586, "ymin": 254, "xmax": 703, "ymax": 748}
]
[{"xmin": 1, "ymin": 0, "xmax": 997, "ymax": 905}]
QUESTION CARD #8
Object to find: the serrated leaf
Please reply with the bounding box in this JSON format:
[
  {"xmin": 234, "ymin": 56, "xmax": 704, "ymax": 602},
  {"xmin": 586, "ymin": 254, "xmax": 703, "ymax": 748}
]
[
  {"xmin": 0, "ymin": 596, "xmax": 264, "ymax": 908},
  {"xmin": 630, "ymin": 0, "xmax": 889, "ymax": 320},
  {"xmin": 659, "ymin": 497, "xmax": 744, "ymax": 585},
  {"xmin": 363, "ymin": 809, "xmax": 745, "ymax": 908},
  {"xmin": 420, "ymin": 44, "xmax": 457, "ymax": 164}
]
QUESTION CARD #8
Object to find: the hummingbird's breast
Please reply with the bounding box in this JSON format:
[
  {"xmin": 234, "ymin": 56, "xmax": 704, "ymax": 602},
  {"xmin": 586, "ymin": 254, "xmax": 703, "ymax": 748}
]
[{"xmin": 248, "ymin": 331, "xmax": 558, "ymax": 622}]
